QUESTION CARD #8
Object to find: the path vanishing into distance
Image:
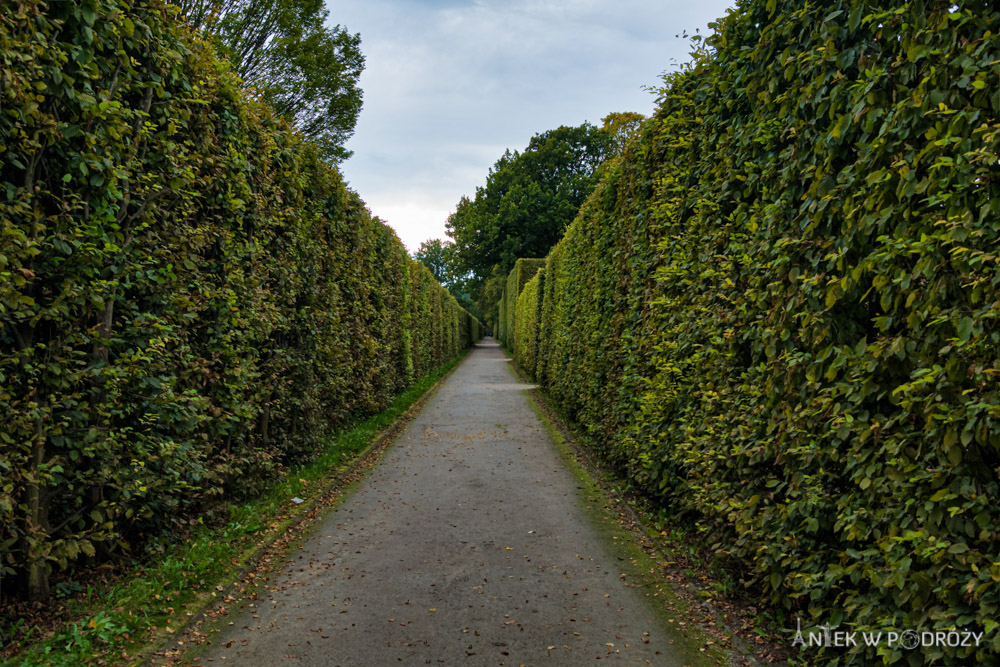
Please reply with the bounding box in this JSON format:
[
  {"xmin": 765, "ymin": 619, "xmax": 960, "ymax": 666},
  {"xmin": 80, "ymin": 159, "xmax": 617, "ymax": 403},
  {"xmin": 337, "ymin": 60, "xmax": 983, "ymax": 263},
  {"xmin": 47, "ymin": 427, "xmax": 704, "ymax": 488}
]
[{"xmin": 195, "ymin": 339, "xmax": 693, "ymax": 665}]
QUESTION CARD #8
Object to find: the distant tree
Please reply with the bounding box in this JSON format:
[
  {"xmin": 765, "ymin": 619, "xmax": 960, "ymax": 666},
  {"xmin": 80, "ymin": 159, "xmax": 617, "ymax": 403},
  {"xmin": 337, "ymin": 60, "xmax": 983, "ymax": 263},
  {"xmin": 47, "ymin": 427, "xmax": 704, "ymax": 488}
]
[
  {"xmin": 413, "ymin": 239, "xmax": 452, "ymax": 285},
  {"xmin": 446, "ymin": 122, "xmax": 613, "ymax": 291},
  {"xmin": 413, "ymin": 239, "xmax": 484, "ymax": 321},
  {"xmin": 178, "ymin": 0, "xmax": 364, "ymax": 162},
  {"xmin": 601, "ymin": 111, "xmax": 645, "ymax": 154}
]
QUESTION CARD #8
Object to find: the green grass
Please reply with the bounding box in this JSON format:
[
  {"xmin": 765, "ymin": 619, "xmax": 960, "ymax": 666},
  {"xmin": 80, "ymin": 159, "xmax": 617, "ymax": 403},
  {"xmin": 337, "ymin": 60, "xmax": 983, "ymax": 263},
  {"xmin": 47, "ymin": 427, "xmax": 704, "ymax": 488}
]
[{"xmin": 1, "ymin": 350, "xmax": 469, "ymax": 667}]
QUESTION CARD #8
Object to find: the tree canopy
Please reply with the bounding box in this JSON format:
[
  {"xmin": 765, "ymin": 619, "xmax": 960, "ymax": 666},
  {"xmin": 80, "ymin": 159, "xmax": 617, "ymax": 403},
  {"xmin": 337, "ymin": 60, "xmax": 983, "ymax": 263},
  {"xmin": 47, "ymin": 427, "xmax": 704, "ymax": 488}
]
[
  {"xmin": 445, "ymin": 118, "xmax": 647, "ymax": 328},
  {"xmin": 600, "ymin": 111, "xmax": 644, "ymax": 154},
  {"xmin": 445, "ymin": 123, "xmax": 613, "ymax": 288},
  {"xmin": 179, "ymin": 0, "xmax": 364, "ymax": 162},
  {"xmin": 413, "ymin": 239, "xmax": 483, "ymax": 322},
  {"xmin": 413, "ymin": 239, "xmax": 453, "ymax": 286}
]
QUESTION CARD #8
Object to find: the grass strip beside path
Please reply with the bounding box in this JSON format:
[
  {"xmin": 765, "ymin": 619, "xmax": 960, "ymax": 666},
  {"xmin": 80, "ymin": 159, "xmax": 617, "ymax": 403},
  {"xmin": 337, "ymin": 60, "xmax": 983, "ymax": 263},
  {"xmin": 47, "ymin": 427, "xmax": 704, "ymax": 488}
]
[{"xmin": 1, "ymin": 350, "xmax": 471, "ymax": 667}]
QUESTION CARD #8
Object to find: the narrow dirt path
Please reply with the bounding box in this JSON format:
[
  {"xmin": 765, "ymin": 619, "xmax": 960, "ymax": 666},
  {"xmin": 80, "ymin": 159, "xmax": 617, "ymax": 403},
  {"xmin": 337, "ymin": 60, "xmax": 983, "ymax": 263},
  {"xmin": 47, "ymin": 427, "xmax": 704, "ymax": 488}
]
[{"xmin": 196, "ymin": 339, "xmax": 690, "ymax": 665}]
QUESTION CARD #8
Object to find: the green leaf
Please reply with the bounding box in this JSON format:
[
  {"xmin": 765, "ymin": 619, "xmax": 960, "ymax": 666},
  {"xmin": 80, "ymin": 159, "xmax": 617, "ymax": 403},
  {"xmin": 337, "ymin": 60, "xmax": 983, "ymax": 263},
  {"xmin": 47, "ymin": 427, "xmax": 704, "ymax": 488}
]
[{"xmin": 956, "ymin": 316, "xmax": 973, "ymax": 342}]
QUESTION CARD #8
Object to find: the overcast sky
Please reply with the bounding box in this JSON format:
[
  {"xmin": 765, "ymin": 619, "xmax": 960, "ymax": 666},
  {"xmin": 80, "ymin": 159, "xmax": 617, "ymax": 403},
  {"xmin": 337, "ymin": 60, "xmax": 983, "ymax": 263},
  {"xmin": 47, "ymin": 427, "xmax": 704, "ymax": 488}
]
[{"xmin": 331, "ymin": 0, "xmax": 737, "ymax": 253}]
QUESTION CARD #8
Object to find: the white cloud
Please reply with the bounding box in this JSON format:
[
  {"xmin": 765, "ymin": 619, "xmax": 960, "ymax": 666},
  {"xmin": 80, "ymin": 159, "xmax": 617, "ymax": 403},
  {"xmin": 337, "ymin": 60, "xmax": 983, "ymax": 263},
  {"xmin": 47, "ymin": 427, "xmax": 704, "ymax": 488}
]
[{"xmin": 331, "ymin": 0, "xmax": 736, "ymax": 252}]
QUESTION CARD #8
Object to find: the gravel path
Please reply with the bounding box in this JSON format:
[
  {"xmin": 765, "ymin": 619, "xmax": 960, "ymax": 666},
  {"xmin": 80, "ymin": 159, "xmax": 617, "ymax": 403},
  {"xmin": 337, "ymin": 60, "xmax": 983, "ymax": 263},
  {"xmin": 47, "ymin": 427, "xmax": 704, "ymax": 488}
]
[{"xmin": 196, "ymin": 339, "xmax": 689, "ymax": 665}]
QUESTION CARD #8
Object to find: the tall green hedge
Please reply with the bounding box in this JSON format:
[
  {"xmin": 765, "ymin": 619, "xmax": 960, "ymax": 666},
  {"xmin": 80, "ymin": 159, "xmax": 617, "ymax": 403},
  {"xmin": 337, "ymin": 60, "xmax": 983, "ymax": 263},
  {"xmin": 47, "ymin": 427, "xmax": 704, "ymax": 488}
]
[
  {"xmin": 0, "ymin": 0, "xmax": 480, "ymax": 601},
  {"xmin": 496, "ymin": 258, "xmax": 544, "ymax": 349},
  {"xmin": 509, "ymin": 0, "xmax": 999, "ymax": 663},
  {"xmin": 513, "ymin": 270, "xmax": 543, "ymax": 379}
]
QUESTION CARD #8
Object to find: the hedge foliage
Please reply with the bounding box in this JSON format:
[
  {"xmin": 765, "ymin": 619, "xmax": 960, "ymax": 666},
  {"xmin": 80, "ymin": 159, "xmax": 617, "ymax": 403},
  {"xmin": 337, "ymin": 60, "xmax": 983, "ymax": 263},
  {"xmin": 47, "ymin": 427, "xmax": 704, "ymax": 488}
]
[
  {"xmin": 508, "ymin": 0, "xmax": 999, "ymax": 663},
  {"xmin": 496, "ymin": 258, "xmax": 543, "ymax": 350},
  {"xmin": 0, "ymin": 0, "xmax": 480, "ymax": 600},
  {"xmin": 513, "ymin": 270, "xmax": 543, "ymax": 380}
]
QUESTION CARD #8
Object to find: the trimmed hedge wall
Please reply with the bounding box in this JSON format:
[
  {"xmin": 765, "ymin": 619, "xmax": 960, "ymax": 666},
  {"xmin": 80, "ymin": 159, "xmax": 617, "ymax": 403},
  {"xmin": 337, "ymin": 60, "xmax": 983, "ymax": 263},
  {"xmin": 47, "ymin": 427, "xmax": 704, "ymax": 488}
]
[
  {"xmin": 509, "ymin": 0, "xmax": 999, "ymax": 663},
  {"xmin": 0, "ymin": 0, "xmax": 480, "ymax": 600},
  {"xmin": 513, "ymin": 270, "xmax": 543, "ymax": 379},
  {"xmin": 496, "ymin": 258, "xmax": 544, "ymax": 349}
]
